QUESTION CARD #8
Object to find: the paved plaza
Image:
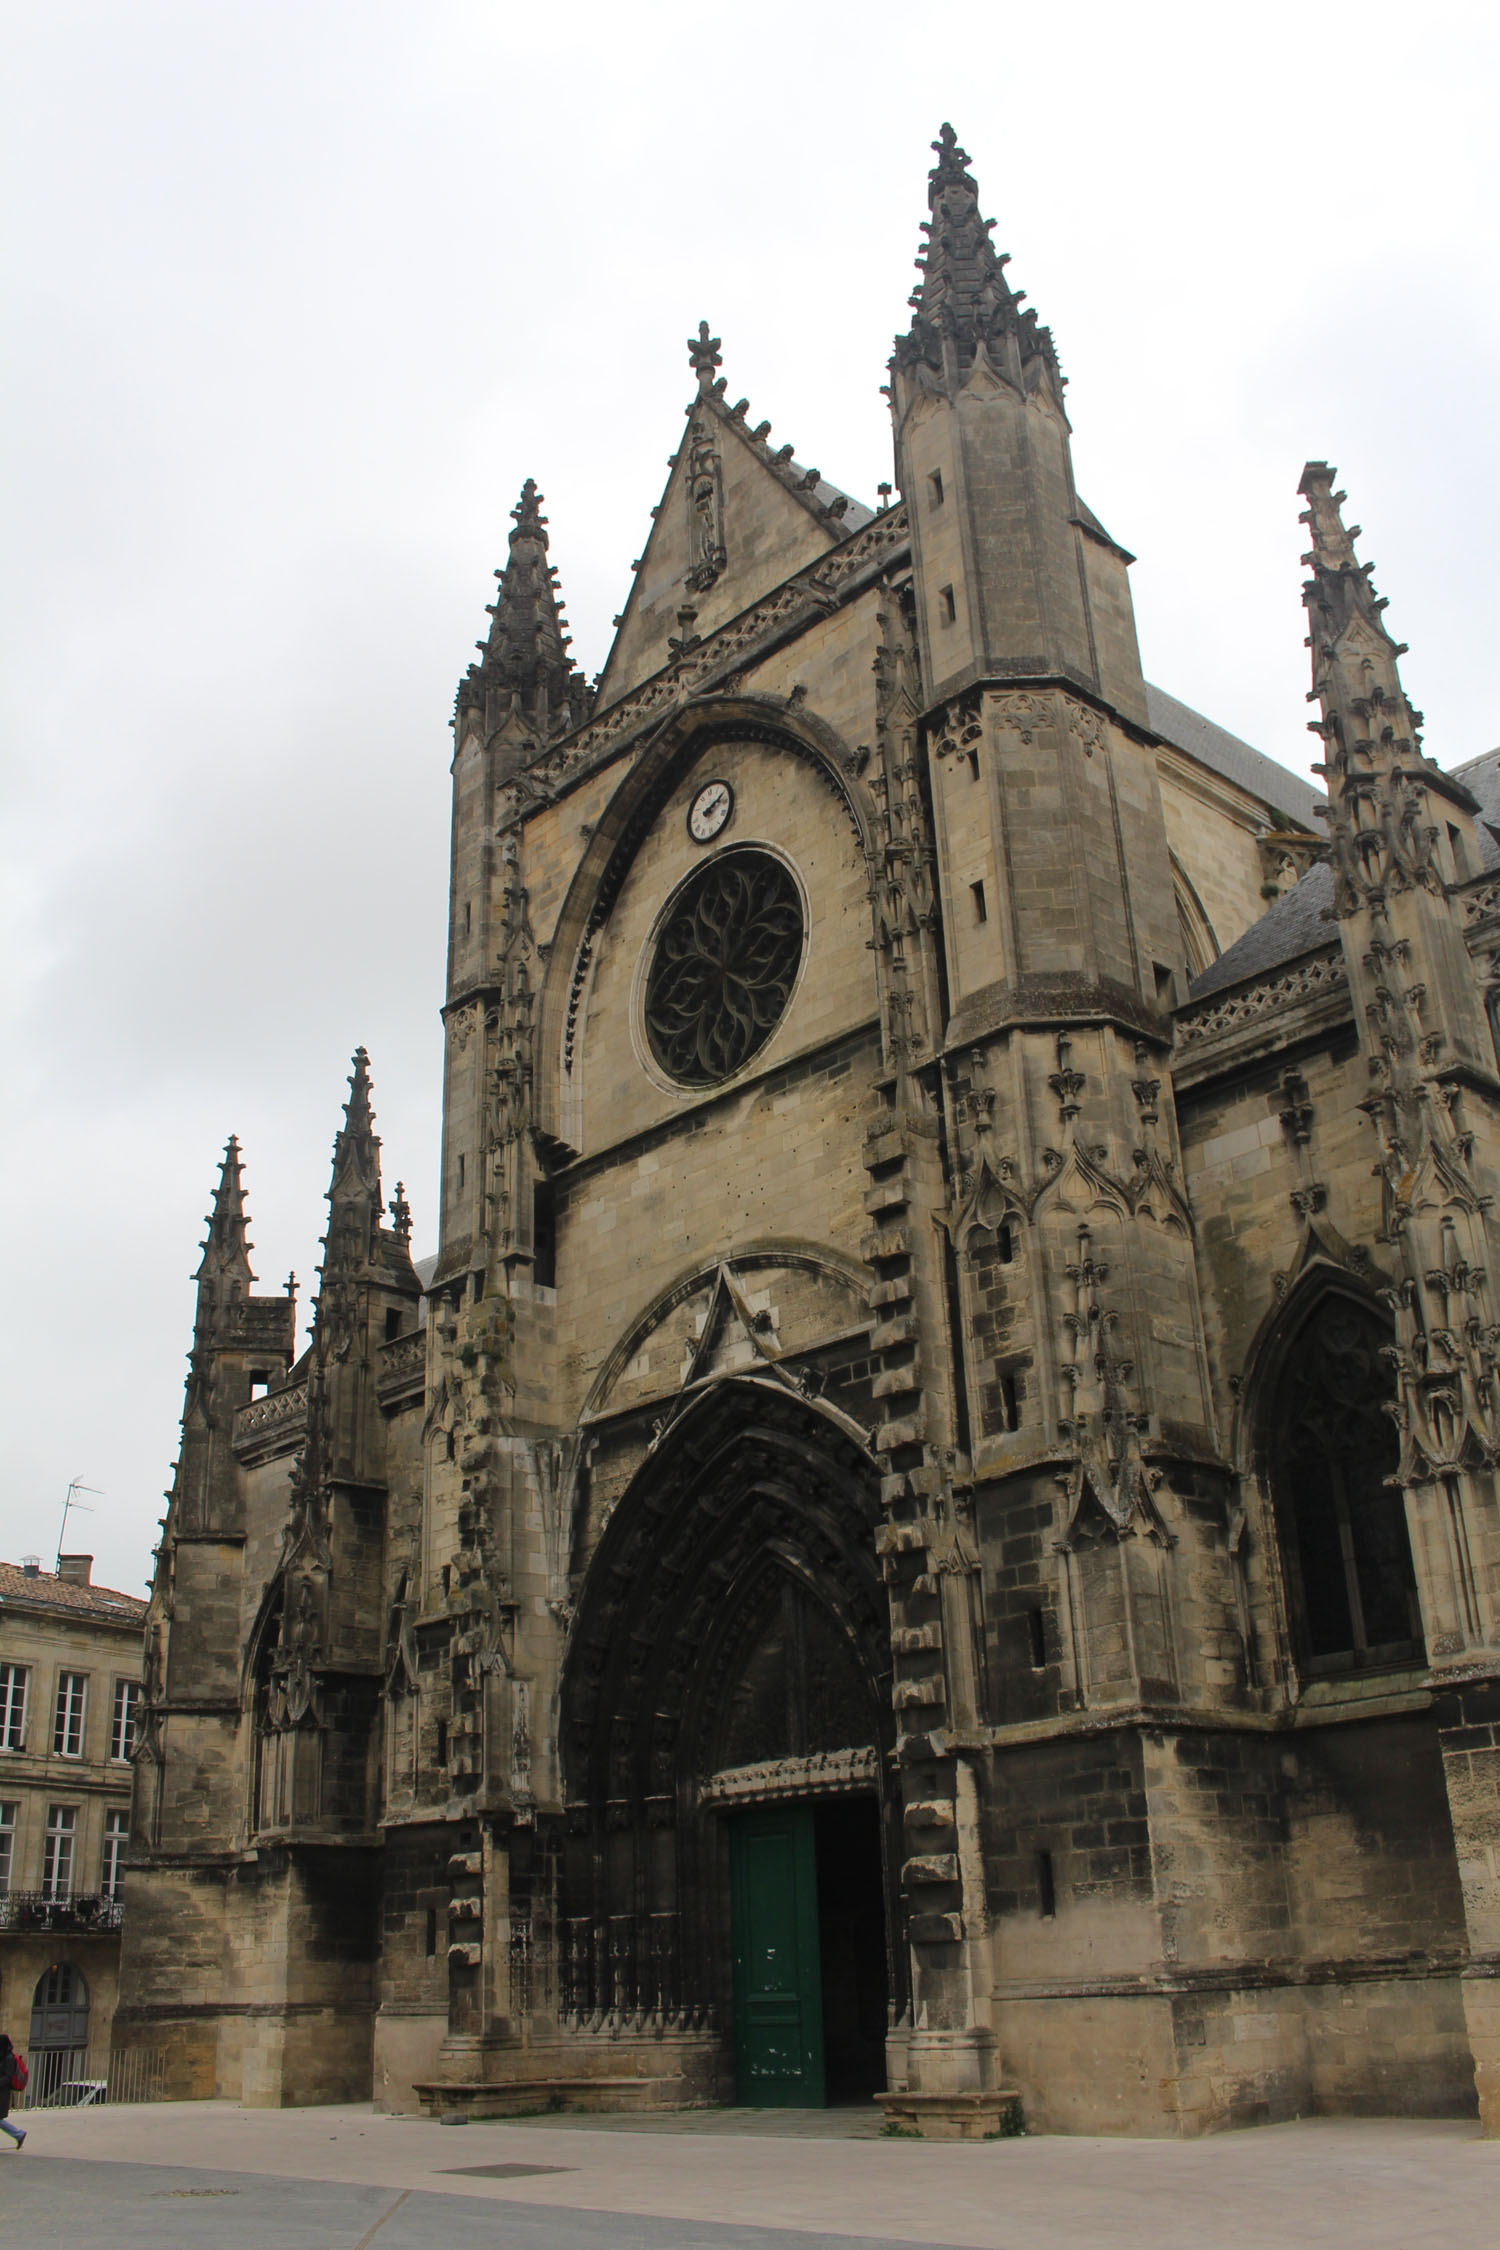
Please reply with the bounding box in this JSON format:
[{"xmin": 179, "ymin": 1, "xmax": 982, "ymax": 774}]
[{"xmin": 0, "ymin": 2103, "xmax": 1491, "ymax": 2249}]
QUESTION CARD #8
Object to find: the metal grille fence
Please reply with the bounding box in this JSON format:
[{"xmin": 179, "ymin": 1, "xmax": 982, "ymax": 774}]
[{"xmin": 15, "ymin": 2042, "xmax": 165, "ymax": 2108}]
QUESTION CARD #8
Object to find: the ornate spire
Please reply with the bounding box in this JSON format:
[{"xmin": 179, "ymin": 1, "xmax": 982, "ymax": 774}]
[
  {"xmin": 196, "ymin": 1137, "xmax": 254, "ymax": 1287},
  {"xmin": 456, "ymin": 479, "xmax": 591, "ymax": 744},
  {"xmin": 323, "ymin": 1048, "xmax": 382, "ymax": 1280},
  {"xmin": 892, "ymin": 123, "xmax": 1062, "ymax": 396},
  {"xmin": 328, "ymin": 1053, "xmax": 382, "ymax": 1215},
  {"xmin": 1300, "ymin": 462, "xmax": 1450, "ymax": 917}
]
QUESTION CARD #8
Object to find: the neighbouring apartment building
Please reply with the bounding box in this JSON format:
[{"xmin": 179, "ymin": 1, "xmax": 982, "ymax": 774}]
[
  {"xmin": 0, "ymin": 1556, "xmax": 146, "ymax": 2098},
  {"xmin": 115, "ymin": 125, "xmax": 1500, "ymax": 2135}
]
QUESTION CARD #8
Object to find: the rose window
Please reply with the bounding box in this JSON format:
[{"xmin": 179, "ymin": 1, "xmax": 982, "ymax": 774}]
[{"xmin": 644, "ymin": 851, "xmax": 804, "ymax": 1088}]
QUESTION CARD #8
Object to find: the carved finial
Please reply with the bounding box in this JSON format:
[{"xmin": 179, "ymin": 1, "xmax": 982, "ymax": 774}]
[
  {"xmin": 389, "ymin": 1182, "xmax": 412, "ymax": 1246},
  {"xmin": 688, "ymin": 320, "xmax": 723, "ymax": 396}
]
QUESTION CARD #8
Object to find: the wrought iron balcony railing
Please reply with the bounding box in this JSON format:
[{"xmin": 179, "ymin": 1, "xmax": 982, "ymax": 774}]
[{"xmin": 0, "ymin": 1892, "xmax": 123, "ymax": 1934}]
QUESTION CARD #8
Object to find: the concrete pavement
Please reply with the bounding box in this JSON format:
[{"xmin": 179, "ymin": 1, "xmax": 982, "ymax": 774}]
[{"xmin": 2, "ymin": 2101, "xmax": 1493, "ymax": 2249}]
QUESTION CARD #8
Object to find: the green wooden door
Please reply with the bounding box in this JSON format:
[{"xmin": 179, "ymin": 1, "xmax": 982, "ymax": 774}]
[{"xmin": 729, "ymin": 1805, "xmax": 825, "ymax": 2107}]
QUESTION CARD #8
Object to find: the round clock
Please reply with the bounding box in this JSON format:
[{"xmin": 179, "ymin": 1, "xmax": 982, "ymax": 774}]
[{"xmin": 687, "ymin": 779, "xmax": 734, "ymax": 843}]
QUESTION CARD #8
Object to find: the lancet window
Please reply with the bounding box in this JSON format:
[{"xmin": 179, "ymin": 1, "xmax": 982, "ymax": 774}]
[{"xmin": 1266, "ymin": 1289, "xmax": 1423, "ymax": 1673}]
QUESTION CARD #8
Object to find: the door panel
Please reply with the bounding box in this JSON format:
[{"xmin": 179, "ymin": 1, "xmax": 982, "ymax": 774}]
[{"xmin": 730, "ymin": 1805, "xmax": 825, "ymax": 2106}]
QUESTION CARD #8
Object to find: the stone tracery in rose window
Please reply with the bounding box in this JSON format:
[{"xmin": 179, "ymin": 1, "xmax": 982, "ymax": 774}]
[{"xmin": 644, "ymin": 850, "xmax": 803, "ymax": 1088}]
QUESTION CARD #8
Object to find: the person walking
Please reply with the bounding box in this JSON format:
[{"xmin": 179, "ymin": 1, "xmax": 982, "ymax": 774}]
[{"xmin": 0, "ymin": 2035, "xmax": 26, "ymax": 2149}]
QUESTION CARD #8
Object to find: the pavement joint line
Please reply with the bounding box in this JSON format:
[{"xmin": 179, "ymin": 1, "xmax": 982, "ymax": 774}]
[{"xmin": 351, "ymin": 2185, "xmax": 411, "ymax": 2249}]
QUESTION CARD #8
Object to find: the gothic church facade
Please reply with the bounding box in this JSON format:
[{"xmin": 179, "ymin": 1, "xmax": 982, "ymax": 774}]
[{"xmin": 115, "ymin": 128, "xmax": 1500, "ymax": 2135}]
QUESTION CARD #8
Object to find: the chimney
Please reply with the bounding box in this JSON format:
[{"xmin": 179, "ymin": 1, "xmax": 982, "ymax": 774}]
[
  {"xmin": 20, "ymin": 1555, "xmax": 40, "ymax": 1579},
  {"xmin": 57, "ymin": 1554, "xmax": 93, "ymax": 1586}
]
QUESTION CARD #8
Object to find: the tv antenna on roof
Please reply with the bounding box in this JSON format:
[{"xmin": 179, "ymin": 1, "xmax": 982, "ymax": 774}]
[{"xmin": 56, "ymin": 1478, "xmax": 102, "ymax": 1573}]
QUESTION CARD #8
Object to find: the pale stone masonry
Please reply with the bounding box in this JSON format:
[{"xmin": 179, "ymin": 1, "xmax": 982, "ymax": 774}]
[
  {"xmin": 116, "ymin": 126, "xmax": 1500, "ymax": 2134},
  {"xmin": 0, "ymin": 1557, "xmax": 146, "ymax": 2089}
]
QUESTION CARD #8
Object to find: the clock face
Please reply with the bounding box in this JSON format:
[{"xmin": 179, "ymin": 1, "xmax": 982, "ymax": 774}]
[{"xmin": 687, "ymin": 779, "xmax": 734, "ymax": 843}]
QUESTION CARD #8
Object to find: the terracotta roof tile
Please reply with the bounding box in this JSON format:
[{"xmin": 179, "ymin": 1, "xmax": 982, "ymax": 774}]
[{"xmin": 0, "ymin": 1562, "xmax": 147, "ymax": 1624}]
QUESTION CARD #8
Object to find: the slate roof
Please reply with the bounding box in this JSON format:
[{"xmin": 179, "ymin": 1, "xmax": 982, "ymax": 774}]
[
  {"xmin": 1184, "ymin": 742, "xmax": 1500, "ymax": 1003},
  {"xmin": 0, "ymin": 1561, "xmax": 147, "ymax": 1624},
  {"xmin": 1452, "ymin": 745, "xmax": 1500, "ymax": 870},
  {"xmin": 1146, "ymin": 685, "xmax": 1323, "ymax": 828},
  {"xmin": 1186, "ymin": 862, "xmax": 1336, "ymax": 1001}
]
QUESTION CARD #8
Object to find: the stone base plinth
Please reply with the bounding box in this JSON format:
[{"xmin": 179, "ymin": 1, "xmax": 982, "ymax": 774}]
[
  {"xmin": 415, "ymin": 2074, "xmax": 684, "ymax": 2120},
  {"xmin": 876, "ymin": 2088, "xmax": 1023, "ymax": 2140}
]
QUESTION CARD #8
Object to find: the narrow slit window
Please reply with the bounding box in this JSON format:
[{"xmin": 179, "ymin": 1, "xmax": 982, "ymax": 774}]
[
  {"xmin": 1037, "ymin": 1848, "xmax": 1057, "ymax": 1920},
  {"xmin": 998, "ymin": 1371, "xmax": 1021, "ymax": 1432},
  {"xmin": 1448, "ymin": 823, "xmax": 1470, "ymax": 880},
  {"xmin": 384, "ymin": 1308, "xmax": 404, "ymax": 1342},
  {"xmin": 426, "ymin": 1907, "xmax": 438, "ymax": 1958},
  {"xmin": 928, "ymin": 469, "xmax": 945, "ymax": 507},
  {"xmin": 463, "ymin": 901, "xmax": 472, "ymax": 938},
  {"xmin": 939, "ymin": 585, "xmax": 957, "ymax": 625},
  {"xmin": 971, "ymin": 880, "xmax": 988, "ymax": 924},
  {"xmin": 1027, "ymin": 1607, "xmax": 1047, "ymax": 1669},
  {"xmin": 1153, "ymin": 962, "xmax": 1175, "ymax": 1007},
  {"xmin": 997, "ymin": 1222, "xmax": 1015, "ymax": 1266},
  {"xmin": 457, "ymin": 1153, "xmax": 465, "ymax": 1192},
  {"xmin": 436, "ymin": 1718, "xmax": 448, "ymax": 1768},
  {"xmin": 966, "ymin": 748, "xmax": 980, "ymax": 780},
  {"xmin": 533, "ymin": 1180, "xmax": 557, "ymax": 1290}
]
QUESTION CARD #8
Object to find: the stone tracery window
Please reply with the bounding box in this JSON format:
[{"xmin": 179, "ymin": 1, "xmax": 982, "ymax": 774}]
[
  {"xmin": 1267, "ymin": 1289, "xmax": 1423, "ymax": 1673},
  {"xmin": 644, "ymin": 849, "xmax": 803, "ymax": 1088}
]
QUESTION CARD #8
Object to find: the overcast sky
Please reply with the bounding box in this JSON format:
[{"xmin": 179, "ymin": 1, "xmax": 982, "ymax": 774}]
[{"xmin": 3, "ymin": 1, "xmax": 1496, "ymax": 1596}]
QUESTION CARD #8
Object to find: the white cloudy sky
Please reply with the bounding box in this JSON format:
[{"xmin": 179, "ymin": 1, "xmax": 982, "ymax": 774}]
[{"xmin": 3, "ymin": 1, "xmax": 1496, "ymax": 1595}]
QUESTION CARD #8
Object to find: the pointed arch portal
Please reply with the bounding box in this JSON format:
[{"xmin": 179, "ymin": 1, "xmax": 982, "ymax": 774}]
[{"xmin": 558, "ymin": 1378, "xmax": 900, "ymax": 2100}]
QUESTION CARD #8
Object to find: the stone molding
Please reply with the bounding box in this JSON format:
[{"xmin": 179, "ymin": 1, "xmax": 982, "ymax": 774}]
[
  {"xmin": 1172, "ymin": 948, "xmax": 1348, "ymax": 1060},
  {"xmin": 697, "ymin": 1746, "xmax": 879, "ymax": 1807}
]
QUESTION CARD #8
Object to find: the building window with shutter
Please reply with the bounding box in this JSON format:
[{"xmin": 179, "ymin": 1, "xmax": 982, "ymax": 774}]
[
  {"xmin": 111, "ymin": 1679, "xmax": 141, "ymax": 1763},
  {"xmin": 0, "ymin": 1665, "xmax": 28, "ymax": 1751},
  {"xmin": 102, "ymin": 1808, "xmax": 128, "ymax": 1901},
  {"xmin": 0, "ymin": 1803, "xmax": 15, "ymax": 1894},
  {"xmin": 43, "ymin": 1805, "xmax": 76, "ymax": 1900},
  {"xmin": 53, "ymin": 1672, "xmax": 87, "ymax": 1758}
]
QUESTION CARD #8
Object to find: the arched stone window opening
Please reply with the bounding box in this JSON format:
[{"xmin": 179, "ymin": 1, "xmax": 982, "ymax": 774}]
[{"xmin": 1263, "ymin": 1286, "xmax": 1423, "ymax": 1675}]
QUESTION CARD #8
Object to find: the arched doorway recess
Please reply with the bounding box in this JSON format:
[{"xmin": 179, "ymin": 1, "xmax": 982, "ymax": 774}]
[
  {"xmin": 559, "ymin": 1379, "xmax": 900, "ymax": 2102},
  {"xmin": 29, "ymin": 1962, "xmax": 90, "ymax": 2103}
]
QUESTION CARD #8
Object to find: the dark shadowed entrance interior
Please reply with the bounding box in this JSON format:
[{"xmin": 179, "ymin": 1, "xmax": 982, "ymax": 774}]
[{"xmin": 814, "ymin": 1797, "xmax": 887, "ymax": 2102}]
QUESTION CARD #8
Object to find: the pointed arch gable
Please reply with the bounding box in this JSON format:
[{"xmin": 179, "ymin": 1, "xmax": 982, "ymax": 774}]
[
  {"xmin": 578, "ymin": 1240, "xmax": 873, "ymax": 1425},
  {"xmin": 532, "ymin": 696, "xmax": 877, "ymax": 1147}
]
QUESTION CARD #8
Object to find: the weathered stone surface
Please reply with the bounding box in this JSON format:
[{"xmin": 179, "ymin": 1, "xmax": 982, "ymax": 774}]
[{"xmin": 118, "ymin": 125, "xmax": 1499, "ymax": 2139}]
